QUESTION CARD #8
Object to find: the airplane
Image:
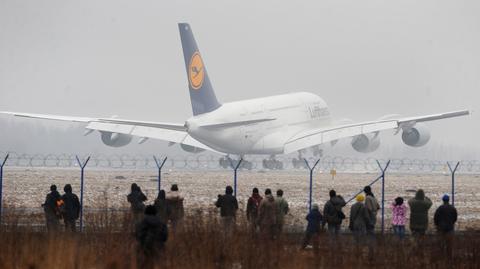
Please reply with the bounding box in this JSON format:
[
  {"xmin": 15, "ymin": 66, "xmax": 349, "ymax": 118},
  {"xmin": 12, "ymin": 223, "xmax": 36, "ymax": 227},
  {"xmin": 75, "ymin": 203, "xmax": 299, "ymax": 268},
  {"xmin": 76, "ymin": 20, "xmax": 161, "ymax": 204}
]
[{"xmin": 0, "ymin": 23, "xmax": 470, "ymax": 168}]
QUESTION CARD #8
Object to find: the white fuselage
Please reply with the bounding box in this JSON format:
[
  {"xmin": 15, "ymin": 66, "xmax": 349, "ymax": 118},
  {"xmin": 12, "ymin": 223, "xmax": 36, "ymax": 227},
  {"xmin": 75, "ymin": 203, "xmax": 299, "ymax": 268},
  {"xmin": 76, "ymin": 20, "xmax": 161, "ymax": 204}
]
[{"xmin": 186, "ymin": 92, "xmax": 332, "ymax": 155}]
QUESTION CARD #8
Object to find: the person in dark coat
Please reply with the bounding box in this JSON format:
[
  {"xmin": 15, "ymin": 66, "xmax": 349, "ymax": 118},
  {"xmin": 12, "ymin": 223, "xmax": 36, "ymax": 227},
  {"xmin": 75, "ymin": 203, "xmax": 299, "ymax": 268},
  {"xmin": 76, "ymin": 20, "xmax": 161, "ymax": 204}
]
[
  {"xmin": 434, "ymin": 194, "xmax": 458, "ymax": 234},
  {"xmin": 127, "ymin": 183, "xmax": 148, "ymax": 223},
  {"xmin": 364, "ymin": 186, "xmax": 380, "ymax": 233},
  {"xmin": 215, "ymin": 186, "xmax": 239, "ymax": 234},
  {"xmin": 61, "ymin": 184, "xmax": 81, "ymax": 232},
  {"xmin": 42, "ymin": 184, "xmax": 61, "ymax": 232},
  {"xmin": 301, "ymin": 204, "xmax": 323, "ymax": 249},
  {"xmin": 323, "ymin": 189, "xmax": 346, "ymax": 236},
  {"xmin": 349, "ymin": 194, "xmax": 370, "ymax": 244},
  {"xmin": 136, "ymin": 205, "xmax": 168, "ymax": 269},
  {"xmin": 408, "ymin": 189, "xmax": 432, "ymax": 235},
  {"xmin": 154, "ymin": 190, "xmax": 168, "ymax": 223},
  {"xmin": 434, "ymin": 194, "xmax": 457, "ymax": 259},
  {"xmin": 246, "ymin": 187, "xmax": 263, "ymax": 232}
]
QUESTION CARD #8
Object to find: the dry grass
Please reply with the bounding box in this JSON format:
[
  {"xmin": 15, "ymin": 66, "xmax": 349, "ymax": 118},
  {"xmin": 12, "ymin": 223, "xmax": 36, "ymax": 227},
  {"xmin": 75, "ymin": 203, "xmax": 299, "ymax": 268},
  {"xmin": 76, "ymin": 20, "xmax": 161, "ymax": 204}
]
[{"xmin": 0, "ymin": 209, "xmax": 479, "ymax": 269}]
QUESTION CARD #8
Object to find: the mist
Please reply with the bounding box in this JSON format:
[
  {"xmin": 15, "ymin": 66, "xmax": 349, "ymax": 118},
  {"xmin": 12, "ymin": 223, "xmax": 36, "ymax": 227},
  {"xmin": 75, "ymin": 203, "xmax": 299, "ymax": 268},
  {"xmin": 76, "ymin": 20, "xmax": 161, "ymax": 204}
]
[{"xmin": 0, "ymin": 0, "xmax": 478, "ymax": 160}]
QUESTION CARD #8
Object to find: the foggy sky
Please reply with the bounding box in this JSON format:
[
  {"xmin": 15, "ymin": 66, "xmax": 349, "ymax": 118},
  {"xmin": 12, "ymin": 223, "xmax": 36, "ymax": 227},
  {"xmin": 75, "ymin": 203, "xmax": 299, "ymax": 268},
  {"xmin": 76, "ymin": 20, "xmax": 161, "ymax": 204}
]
[{"xmin": 0, "ymin": 0, "xmax": 478, "ymax": 158}]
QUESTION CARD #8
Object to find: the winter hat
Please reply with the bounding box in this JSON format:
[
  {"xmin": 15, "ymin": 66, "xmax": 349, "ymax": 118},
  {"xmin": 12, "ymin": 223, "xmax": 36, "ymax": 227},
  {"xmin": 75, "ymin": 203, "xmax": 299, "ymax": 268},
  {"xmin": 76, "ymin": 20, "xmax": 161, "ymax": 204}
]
[
  {"xmin": 312, "ymin": 204, "xmax": 319, "ymax": 210},
  {"xmin": 356, "ymin": 194, "xmax": 365, "ymax": 202},
  {"xmin": 442, "ymin": 194, "xmax": 450, "ymax": 202}
]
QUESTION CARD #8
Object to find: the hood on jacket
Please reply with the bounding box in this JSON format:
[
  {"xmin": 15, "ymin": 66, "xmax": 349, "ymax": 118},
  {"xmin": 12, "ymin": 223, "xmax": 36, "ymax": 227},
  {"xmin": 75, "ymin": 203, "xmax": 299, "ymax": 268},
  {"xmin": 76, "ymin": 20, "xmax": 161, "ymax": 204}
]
[
  {"xmin": 266, "ymin": 194, "xmax": 275, "ymax": 202},
  {"xmin": 415, "ymin": 189, "xmax": 425, "ymax": 200},
  {"xmin": 330, "ymin": 196, "xmax": 344, "ymax": 206}
]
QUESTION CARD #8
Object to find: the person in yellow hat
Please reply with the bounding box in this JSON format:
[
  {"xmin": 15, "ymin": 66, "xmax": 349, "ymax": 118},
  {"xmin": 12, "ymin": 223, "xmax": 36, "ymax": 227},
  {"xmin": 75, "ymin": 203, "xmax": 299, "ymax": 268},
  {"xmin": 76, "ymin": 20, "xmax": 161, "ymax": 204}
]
[{"xmin": 349, "ymin": 194, "xmax": 370, "ymax": 245}]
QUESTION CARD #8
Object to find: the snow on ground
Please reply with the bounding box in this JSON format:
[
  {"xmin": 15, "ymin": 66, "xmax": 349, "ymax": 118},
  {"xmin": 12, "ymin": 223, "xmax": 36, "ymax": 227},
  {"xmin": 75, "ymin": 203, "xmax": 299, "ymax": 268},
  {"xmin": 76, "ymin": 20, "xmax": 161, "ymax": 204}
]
[{"xmin": 2, "ymin": 168, "xmax": 480, "ymax": 230}]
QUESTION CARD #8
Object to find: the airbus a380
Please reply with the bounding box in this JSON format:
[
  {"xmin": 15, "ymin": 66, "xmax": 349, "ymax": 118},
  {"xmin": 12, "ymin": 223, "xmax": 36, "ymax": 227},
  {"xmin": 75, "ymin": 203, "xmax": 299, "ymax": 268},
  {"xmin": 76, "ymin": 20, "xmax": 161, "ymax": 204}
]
[{"xmin": 0, "ymin": 23, "xmax": 470, "ymax": 164}]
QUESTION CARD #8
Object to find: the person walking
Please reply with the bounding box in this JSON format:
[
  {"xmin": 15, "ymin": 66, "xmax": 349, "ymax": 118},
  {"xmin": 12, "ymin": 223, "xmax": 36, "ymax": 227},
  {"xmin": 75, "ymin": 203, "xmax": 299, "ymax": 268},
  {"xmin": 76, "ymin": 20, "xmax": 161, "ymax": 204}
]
[
  {"xmin": 42, "ymin": 184, "xmax": 61, "ymax": 232},
  {"xmin": 301, "ymin": 204, "xmax": 323, "ymax": 250},
  {"xmin": 390, "ymin": 197, "xmax": 408, "ymax": 239},
  {"xmin": 127, "ymin": 183, "xmax": 148, "ymax": 224},
  {"xmin": 349, "ymin": 194, "xmax": 370, "ymax": 244},
  {"xmin": 364, "ymin": 186, "xmax": 380, "ymax": 233},
  {"xmin": 61, "ymin": 184, "xmax": 80, "ymax": 232},
  {"xmin": 275, "ymin": 189, "xmax": 289, "ymax": 236},
  {"xmin": 136, "ymin": 205, "xmax": 168, "ymax": 269},
  {"xmin": 166, "ymin": 184, "xmax": 184, "ymax": 231},
  {"xmin": 323, "ymin": 190, "xmax": 346, "ymax": 236},
  {"xmin": 154, "ymin": 190, "xmax": 168, "ymax": 223},
  {"xmin": 258, "ymin": 189, "xmax": 276, "ymax": 240},
  {"xmin": 408, "ymin": 189, "xmax": 432, "ymax": 235},
  {"xmin": 215, "ymin": 186, "xmax": 239, "ymax": 235},
  {"xmin": 246, "ymin": 187, "xmax": 263, "ymax": 232},
  {"xmin": 434, "ymin": 194, "xmax": 457, "ymax": 259}
]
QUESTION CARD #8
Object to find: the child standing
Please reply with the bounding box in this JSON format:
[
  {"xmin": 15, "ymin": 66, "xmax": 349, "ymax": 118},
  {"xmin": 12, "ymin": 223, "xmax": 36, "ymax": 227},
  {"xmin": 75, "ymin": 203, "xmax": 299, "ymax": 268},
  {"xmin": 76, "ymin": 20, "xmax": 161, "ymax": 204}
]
[{"xmin": 391, "ymin": 197, "xmax": 408, "ymax": 239}]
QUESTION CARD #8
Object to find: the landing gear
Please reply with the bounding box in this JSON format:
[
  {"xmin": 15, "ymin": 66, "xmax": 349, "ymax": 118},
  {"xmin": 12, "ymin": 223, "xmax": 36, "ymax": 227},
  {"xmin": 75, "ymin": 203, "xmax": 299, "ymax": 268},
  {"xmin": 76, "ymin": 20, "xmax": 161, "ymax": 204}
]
[
  {"xmin": 292, "ymin": 151, "xmax": 307, "ymax": 169},
  {"xmin": 218, "ymin": 156, "xmax": 253, "ymax": 170},
  {"xmin": 262, "ymin": 156, "xmax": 283, "ymax": 170}
]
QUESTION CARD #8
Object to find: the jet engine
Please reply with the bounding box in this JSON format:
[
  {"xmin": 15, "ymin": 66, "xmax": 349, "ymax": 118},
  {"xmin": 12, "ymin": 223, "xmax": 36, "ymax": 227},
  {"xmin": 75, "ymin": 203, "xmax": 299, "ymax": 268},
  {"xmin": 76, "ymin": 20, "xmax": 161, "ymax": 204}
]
[
  {"xmin": 180, "ymin": 143, "xmax": 206, "ymax": 153},
  {"xmin": 351, "ymin": 133, "xmax": 381, "ymax": 153},
  {"xmin": 401, "ymin": 123, "xmax": 430, "ymax": 147},
  {"xmin": 100, "ymin": 131, "xmax": 132, "ymax": 147}
]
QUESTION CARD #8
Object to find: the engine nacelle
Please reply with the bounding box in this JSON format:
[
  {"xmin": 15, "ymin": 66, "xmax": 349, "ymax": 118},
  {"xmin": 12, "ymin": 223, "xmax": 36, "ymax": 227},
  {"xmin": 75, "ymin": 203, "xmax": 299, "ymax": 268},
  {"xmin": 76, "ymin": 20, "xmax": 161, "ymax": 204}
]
[
  {"xmin": 401, "ymin": 123, "xmax": 430, "ymax": 147},
  {"xmin": 351, "ymin": 133, "xmax": 381, "ymax": 153},
  {"xmin": 180, "ymin": 143, "xmax": 205, "ymax": 153},
  {"xmin": 100, "ymin": 132, "xmax": 132, "ymax": 147}
]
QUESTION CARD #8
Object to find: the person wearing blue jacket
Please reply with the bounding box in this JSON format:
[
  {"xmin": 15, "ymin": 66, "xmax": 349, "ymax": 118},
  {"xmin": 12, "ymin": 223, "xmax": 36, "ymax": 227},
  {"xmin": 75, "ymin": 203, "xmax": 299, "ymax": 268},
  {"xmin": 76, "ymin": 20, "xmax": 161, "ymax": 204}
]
[{"xmin": 302, "ymin": 204, "xmax": 323, "ymax": 249}]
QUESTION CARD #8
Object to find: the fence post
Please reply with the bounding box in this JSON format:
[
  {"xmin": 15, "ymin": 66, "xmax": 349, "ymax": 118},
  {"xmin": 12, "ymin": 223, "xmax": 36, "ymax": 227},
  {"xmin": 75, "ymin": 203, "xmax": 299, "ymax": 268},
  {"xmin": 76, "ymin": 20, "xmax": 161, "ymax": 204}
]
[
  {"xmin": 153, "ymin": 156, "xmax": 168, "ymax": 193},
  {"xmin": 227, "ymin": 157, "xmax": 243, "ymax": 197},
  {"xmin": 0, "ymin": 154, "xmax": 9, "ymax": 226},
  {"xmin": 447, "ymin": 161, "xmax": 460, "ymax": 207},
  {"xmin": 304, "ymin": 158, "xmax": 320, "ymax": 212},
  {"xmin": 76, "ymin": 155, "xmax": 90, "ymax": 232},
  {"xmin": 376, "ymin": 160, "xmax": 391, "ymax": 234}
]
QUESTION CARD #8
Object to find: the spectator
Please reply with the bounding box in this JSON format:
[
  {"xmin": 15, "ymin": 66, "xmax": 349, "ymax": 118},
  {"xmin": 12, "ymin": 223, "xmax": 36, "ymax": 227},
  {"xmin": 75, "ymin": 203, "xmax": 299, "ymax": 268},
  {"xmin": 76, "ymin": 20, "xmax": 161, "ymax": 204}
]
[
  {"xmin": 61, "ymin": 184, "xmax": 81, "ymax": 232},
  {"xmin": 434, "ymin": 194, "xmax": 457, "ymax": 259},
  {"xmin": 127, "ymin": 183, "xmax": 148, "ymax": 223},
  {"xmin": 364, "ymin": 186, "xmax": 380, "ymax": 234},
  {"xmin": 215, "ymin": 186, "xmax": 239, "ymax": 234},
  {"xmin": 42, "ymin": 184, "xmax": 61, "ymax": 232},
  {"xmin": 349, "ymin": 194, "xmax": 370, "ymax": 244},
  {"xmin": 136, "ymin": 205, "xmax": 168, "ymax": 269},
  {"xmin": 166, "ymin": 184, "xmax": 185, "ymax": 231},
  {"xmin": 275, "ymin": 189, "xmax": 289, "ymax": 236},
  {"xmin": 390, "ymin": 197, "xmax": 408, "ymax": 239},
  {"xmin": 301, "ymin": 204, "xmax": 323, "ymax": 250},
  {"xmin": 434, "ymin": 194, "xmax": 458, "ymax": 234},
  {"xmin": 258, "ymin": 188, "xmax": 276, "ymax": 239},
  {"xmin": 323, "ymin": 190, "xmax": 346, "ymax": 236},
  {"xmin": 246, "ymin": 187, "xmax": 263, "ymax": 232},
  {"xmin": 408, "ymin": 189, "xmax": 432, "ymax": 235},
  {"xmin": 154, "ymin": 190, "xmax": 168, "ymax": 223}
]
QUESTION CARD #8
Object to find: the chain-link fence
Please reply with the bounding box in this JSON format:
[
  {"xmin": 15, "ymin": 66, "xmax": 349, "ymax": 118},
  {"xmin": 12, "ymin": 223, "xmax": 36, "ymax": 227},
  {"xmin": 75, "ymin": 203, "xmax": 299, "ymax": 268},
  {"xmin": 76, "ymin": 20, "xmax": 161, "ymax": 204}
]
[{"xmin": 0, "ymin": 151, "xmax": 478, "ymax": 173}]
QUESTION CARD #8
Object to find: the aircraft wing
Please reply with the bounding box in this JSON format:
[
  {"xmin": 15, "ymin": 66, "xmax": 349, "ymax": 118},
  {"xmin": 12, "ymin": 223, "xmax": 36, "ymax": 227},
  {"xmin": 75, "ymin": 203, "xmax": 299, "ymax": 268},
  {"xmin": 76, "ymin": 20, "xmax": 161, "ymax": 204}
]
[
  {"xmin": 283, "ymin": 110, "xmax": 470, "ymax": 154},
  {"xmin": 0, "ymin": 111, "xmax": 217, "ymax": 152}
]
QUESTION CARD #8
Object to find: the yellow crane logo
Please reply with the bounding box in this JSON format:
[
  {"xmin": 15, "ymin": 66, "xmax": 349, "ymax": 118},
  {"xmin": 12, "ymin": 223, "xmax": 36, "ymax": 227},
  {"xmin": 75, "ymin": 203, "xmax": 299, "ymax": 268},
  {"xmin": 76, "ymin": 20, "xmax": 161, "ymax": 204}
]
[{"xmin": 188, "ymin": 52, "xmax": 205, "ymax": 90}]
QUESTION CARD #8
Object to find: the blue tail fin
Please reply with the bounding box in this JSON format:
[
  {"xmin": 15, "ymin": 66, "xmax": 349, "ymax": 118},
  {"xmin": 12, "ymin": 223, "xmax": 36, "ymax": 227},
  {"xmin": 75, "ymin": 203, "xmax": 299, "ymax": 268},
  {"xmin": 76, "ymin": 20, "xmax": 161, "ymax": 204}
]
[{"xmin": 178, "ymin": 23, "xmax": 221, "ymax": 116}]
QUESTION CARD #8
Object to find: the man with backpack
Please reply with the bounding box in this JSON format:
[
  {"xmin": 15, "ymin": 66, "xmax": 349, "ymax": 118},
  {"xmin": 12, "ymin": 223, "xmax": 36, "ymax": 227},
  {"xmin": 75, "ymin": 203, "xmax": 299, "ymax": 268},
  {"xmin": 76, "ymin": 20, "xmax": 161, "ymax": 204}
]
[
  {"xmin": 61, "ymin": 184, "xmax": 81, "ymax": 232},
  {"xmin": 42, "ymin": 184, "xmax": 61, "ymax": 232},
  {"xmin": 323, "ymin": 189, "xmax": 346, "ymax": 236}
]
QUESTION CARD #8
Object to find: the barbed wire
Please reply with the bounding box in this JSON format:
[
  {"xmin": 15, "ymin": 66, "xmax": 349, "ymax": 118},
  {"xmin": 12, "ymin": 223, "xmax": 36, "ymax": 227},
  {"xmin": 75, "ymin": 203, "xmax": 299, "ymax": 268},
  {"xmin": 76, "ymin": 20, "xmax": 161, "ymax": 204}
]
[{"xmin": 0, "ymin": 151, "xmax": 478, "ymax": 173}]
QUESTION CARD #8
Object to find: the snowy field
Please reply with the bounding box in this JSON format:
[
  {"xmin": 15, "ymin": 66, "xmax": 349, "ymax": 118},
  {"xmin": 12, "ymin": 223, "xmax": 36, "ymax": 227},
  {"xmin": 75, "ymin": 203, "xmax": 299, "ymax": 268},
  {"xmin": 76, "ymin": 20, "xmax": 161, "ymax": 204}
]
[{"xmin": 2, "ymin": 168, "xmax": 480, "ymax": 231}]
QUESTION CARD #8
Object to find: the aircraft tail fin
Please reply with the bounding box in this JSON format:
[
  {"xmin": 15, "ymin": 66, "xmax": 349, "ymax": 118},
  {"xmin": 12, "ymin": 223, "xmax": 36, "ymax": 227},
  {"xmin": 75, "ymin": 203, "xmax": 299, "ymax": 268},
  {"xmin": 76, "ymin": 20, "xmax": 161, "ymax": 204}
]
[{"xmin": 178, "ymin": 23, "xmax": 221, "ymax": 116}]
